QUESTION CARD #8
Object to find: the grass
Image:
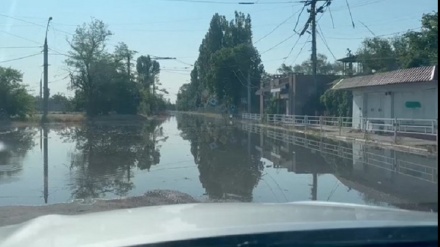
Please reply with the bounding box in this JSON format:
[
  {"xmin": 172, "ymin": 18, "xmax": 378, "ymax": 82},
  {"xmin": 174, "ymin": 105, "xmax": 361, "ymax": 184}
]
[
  {"xmin": 5, "ymin": 112, "xmax": 160, "ymax": 124},
  {"xmin": 25, "ymin": 113, "xmax": 86, "ymax": 123}
]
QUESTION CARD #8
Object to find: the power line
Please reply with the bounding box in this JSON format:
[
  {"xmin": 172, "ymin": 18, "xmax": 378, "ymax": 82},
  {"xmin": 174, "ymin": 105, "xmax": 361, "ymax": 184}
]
[
  {"xmin": 0, "ymin": 46, "xmax": 42, "ymax": 49},
  {"xmin": 317, "ymin": 31, "xmax": 336, "ymax": 60},
  {"xmin": 293, "ymin": 3, "xmax": 307, "ymax": 33},
  {"xmin": 253, "ymin": 10, "xmax": 299, "ymax": 44},
  {"xmin": 0, "ymin": 13, "xmax": 46, "ymax": 28},
  {"xmin": 290, "ymin": 34, "xmax": 311, "ymax": 65},
  {"xmin": 0, "ymin": 30, "xmax": 41, "ymax": 45},
  {"xmin": 282, "ymin": 35, "xmax": 302, "ymax": 63},
  {"xmin": 0, "ymin": 13, "xmax": 72, "ymax": 35},
  {"xmin": 324, "ymin": 27, "xmax": 422, "ymax": 40},
  {"xmin": 49, "ymin": 75, "xmax": 69, "ymax": 84},
  {"xmin": 175, "ymin": 59, "xmax": 194, "ymax": 66},
  {"xmin": 328, "ymin": 5, "xmax": 335, "ymax": 28},
  {"xmin": 317, "ymin": 24, "xmax": 336, "ymax": 60},
  {"xmin": 260, "ymin": 33, "xmax": 295, "ymax": 54},
  {"xmin": 0, "ymin": 52, "xmax": 42, "ymax": 64},
  {"xmin": 359, "ymin": 21, "xmax": 376, "ymax": 36},
  {"xmin": 159, "ymin": 0, "xmax": 301, "ymax": 4},
  {"xmin": 345, "ymin": 0, "xmax": 355, "ymax": 28}
]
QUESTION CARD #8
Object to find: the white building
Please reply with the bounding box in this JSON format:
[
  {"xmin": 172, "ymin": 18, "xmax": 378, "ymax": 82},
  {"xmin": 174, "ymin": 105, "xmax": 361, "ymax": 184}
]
[{"xmin": 332, "ymin": 66, "xmax": 438, "ymax": 130}]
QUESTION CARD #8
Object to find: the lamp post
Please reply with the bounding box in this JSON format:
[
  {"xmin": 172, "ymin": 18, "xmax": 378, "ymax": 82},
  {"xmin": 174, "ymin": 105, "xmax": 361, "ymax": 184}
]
[{"xmin": 42, "ymin": 17, "xmax": 52, "ymax": 122}]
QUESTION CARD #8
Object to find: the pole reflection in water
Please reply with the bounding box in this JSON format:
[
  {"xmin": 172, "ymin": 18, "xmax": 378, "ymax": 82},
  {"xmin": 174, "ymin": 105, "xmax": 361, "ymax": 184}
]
[
  {"xmin": 312, "ymin": 173, "xmax": 317, "ymax": 201},
  {"xmin": 240, "ymin": 121, "xmax": 437, "ymax": 211},
  {"xmin": 43, "ymin": 125, "xmax": 48, "ymax": 204}
]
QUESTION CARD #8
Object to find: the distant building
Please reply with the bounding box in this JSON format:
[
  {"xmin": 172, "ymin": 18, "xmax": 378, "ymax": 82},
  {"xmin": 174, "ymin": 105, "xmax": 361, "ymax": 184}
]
[
  {"xmin": 256, "ymin": 74, "xmax": 336, "ymax": 116},
  {"xmin": 337, "ymin": 54, "xmax": 364, "ymax": 76},
  {"xmin": 332, "ymin": 65, "xmax": 438, "ymax": 129}
]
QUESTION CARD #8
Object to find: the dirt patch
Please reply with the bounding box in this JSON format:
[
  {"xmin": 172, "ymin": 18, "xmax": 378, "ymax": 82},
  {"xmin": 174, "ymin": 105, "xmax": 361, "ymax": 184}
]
[{"xmin": 0, "ymin": 190, "xmax": 200, "ymax": 227}]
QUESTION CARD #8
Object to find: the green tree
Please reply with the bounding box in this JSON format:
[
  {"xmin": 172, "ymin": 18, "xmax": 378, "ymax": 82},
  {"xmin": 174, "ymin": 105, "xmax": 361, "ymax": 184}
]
[
  {"xmin": 393, "ymin": 12, "xmax": 438, "ymax": 68},
  {"xmin": 66, "ymin": 19, "xmax": 113, "ymax": 116},
  {"xmin": 136, "ymin": 55, "xmax": 160, "ymax": 90},
  {"xmin": 357, "ymin": 37, "xmax": 398, "ymax": 73},
  {"xmin": 277, "ymin": 64, "xmax": 294, "ymax": 75},
  {"xmin": 114, "ymin": 42, "xmax": 137, "ymax": 80},
  {"xmin": 290, "ymin": 54, "xmax": 342, "ymax": 75},
  {"xmin": 0, "ymin": 66, "xmax": 34, "ymax": 119},
  {"xmin": 356, "ymin": 12, "xmax": 437, "ymax": 73},
  {"xmin": 66, "ymin": 20, "xmax": 141, "ymax": 115},
  {"xmin": 320, "ymin": 90, "xmax": 352, "ymax": 117},
  {"xmin": 50, "ymin": 93, "xmax": 72, "ymax": 112},
  {"xmin": 179, "ymin": 12, "xmax": 264, "ymax": 112}
]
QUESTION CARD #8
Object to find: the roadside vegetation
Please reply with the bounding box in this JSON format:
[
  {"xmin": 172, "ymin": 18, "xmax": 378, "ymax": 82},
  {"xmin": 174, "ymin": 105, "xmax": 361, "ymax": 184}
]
[
  {"xmin": 0, "ymin": 19, "xmax": 176, "ymax": 122},
  {"xmin": 176, "ymin": 12, "xmax": 438, "ymax": 117},
  {"xmin": 0, "ymin": 12, "xmax": 436, "ymax": 121}
]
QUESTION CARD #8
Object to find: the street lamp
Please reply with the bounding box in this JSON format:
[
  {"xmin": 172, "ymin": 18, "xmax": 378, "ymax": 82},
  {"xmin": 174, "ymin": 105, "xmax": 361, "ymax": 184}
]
[{"xmin": 42, "ymin": 17, "xmax": 52, "ymax": 122}]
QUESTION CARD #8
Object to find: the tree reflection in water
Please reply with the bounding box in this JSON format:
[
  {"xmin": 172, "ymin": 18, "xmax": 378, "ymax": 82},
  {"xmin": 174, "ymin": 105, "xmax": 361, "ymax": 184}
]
[
  {"xmin": 0, "ymin": 127, "xmax": 36, "ymax": 180},
  {"xmin": 59, "ymin": 120, "xmax": 166, "ymax": 200},
  {"xmin": 177, "ymin": 114, "xmax": 263, "ymax": 202}
]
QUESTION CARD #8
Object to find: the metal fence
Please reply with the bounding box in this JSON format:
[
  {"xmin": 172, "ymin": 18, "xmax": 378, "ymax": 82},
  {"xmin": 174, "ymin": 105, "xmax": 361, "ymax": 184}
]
[
  {"xmin": 241, "ymin": 123, "xmax": 438, "ymax": 183},
  {"xmin": 242, "ymin": 113, "xmax": 438, "ymax": 139}
]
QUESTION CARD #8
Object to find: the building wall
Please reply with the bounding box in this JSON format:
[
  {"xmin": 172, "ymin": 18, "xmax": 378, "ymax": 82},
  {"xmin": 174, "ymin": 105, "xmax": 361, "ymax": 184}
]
[
  {"xmin": 352, "ymin": 82, "xmax": 438, "ymax": 129},
  {"xmin": 290, "ymin": 74, "xmax": 335, "ymax": 115}
]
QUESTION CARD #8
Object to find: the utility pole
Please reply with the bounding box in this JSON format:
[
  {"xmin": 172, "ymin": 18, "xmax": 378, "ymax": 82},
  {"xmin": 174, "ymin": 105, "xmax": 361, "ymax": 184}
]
[
  {"xmin": 39, "ymin": 78, "xmax": 43, "ymax": 113},
  {"xmin": 127, "ymin": 55, "xmax": 131, "ymax": 81},
  {"xmin": 310, "ymin": 0, "xmax": 317, "ymax": 81},
  {"xmin": 300, "ymin": 0, "xmax": 329, "ymax": 83},
  {"xmin": 42, "ymin": 17, "xmax": 52, "ymax": 122},
  {"xmin": 43, "ymin": 125, "xmax": 49, "ymax": 203},
  {"xmin": 247, "ymin": 71, "xmax": 251, "ymax": 113}
]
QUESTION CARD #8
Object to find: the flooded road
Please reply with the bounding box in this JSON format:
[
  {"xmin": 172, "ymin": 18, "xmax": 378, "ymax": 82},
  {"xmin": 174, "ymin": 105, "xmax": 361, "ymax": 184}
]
[{"xmin": 0, "ymin": 114, "xmax": 437, "ymax": 212}]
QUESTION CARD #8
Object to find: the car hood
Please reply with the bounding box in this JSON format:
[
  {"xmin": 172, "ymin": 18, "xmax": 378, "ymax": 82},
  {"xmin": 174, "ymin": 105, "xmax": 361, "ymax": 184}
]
[{"xmin": 0, "ymin": 201, "xmax": 437, "ymax": 247}]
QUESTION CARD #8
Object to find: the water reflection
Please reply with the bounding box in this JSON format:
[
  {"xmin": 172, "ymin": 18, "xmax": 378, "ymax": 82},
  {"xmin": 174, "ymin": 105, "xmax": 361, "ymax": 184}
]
[
  {"xmin": 59, "ymin": 120, "xmax": 166, "ymax": 200},
  {"xmin": 241, "ymin": 122, "xmax": 438, "ymax": 211},
  {"xmin": 177, "ymin": 114, "xmax": 263, "ymax": 201},
  {"xmin": 0, "ymin": 115, "xmax": 437, "ymax": 211},
  {"xmin": 0, "ymin": 127, "xmax": 36, "ymax": 183}
]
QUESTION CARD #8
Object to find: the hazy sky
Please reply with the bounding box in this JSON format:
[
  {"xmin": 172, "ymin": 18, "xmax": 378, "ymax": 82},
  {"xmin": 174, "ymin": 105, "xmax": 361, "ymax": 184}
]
[{"xmin": 1, "ymin": 0, "xmax": 437, "ymax": 102}]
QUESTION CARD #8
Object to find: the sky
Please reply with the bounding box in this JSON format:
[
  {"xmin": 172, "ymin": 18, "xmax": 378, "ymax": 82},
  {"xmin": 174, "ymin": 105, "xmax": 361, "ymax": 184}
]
[{"xmin": 0, "ymin": 0, "xmax": 438, "ymax": 102}]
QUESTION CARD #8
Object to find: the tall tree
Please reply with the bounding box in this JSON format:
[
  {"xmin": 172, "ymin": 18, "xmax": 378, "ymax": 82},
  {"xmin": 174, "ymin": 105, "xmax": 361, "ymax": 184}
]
[
  {"xmin": 180, "ymin": 12, "xmax": 264, "ymax": 112},
  {"xmin": 114, "ymin": 42, "xmax": 137, "ymax": 80},
  {"xmin": 136, "ymin": 55, "xmax": 160, "ymax": 90},
  {"xmin": 136, "ymin": 55, "xmax": 161, "ymax": 114},
  {"xmin": 66, "ymin": 19, "xmax": 113, "ymax": 116}
]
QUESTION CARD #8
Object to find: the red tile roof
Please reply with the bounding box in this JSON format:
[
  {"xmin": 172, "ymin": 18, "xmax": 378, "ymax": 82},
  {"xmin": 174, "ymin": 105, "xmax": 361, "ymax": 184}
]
[{"xmin": 332, "ymin": 65, "xmax": 438, "ymax": 90}]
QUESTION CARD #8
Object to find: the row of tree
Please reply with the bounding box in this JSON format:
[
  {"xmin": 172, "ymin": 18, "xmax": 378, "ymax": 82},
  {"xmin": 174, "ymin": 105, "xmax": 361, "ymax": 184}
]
[
  {"xmin": 176, "ymin": 11, "xmax": 437, "ymax": 116},
  {"xmin": 1, "ymin": 19, "xmax": 176, "ymax": 120},
  {"xmin": 177, "ymin": 12, "xmax": 264, "ymax": 112},
  {"xmin": 66, "ymin": 19, "xmax": 172, "ymax": 116}
]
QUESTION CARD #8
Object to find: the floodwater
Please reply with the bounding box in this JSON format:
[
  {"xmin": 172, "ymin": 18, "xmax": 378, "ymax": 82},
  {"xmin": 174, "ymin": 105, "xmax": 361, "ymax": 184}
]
[{"xmin": 0, "ymin": 114, "xmax": 437, "ymax": 211}]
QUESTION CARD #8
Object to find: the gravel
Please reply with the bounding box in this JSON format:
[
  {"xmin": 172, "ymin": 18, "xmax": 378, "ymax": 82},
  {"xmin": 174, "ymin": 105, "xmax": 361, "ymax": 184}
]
[{"xmin": 0, "ymin": 190, "xmax": 202, "ymax": 227}]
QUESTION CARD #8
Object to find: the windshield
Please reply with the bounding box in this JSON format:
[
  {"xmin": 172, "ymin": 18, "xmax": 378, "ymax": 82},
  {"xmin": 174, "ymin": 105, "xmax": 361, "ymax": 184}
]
[{"xmin": 0, "ymin": 0, "xmax": 437, "ymax": 231}]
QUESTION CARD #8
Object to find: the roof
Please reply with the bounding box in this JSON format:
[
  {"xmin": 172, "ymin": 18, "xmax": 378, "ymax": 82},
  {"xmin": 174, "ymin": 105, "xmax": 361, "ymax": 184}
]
[
  {"xmin": 332, "ymin": 65, "xmax": 438, "ymax": 90},
  {"xmin": 337, "ymin": 55, "xmax": 359, "ymax": 63}
]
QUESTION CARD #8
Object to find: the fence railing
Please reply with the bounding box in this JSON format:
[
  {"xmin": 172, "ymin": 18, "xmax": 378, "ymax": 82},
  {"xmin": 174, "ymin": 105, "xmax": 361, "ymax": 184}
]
[
  {"xmin": 241, "ymin": 113, "xmax": 262, "ymax": 122},
  {"xmin": 241, "ymin": 123, "xmax": 438, "ymax": 183},
  {"xmin": 241, "ymin": 113, "xmax": 438, "ymax": 138},
  {"xmin": 364, "ymin": 118, "xmax": 437, "ymax": 136}
]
